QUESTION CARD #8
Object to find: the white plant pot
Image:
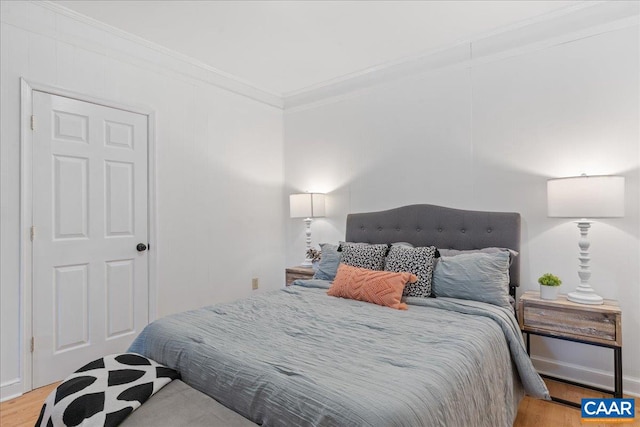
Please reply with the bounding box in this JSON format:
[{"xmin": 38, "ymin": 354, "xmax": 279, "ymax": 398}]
[{"xmin": 540, "ymin": 285, "xmax": 559, "ymax": 300}]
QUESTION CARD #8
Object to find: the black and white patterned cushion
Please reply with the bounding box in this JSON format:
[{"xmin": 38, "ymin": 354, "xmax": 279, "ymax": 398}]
[
  {"xmin": 339, "ymin": 242, "xmax": 389, "ymax": 271},
  {"xmin": 36, "ymin": 353, "xmax": 179, "ymax": 427},
  {"xmin": 384, "ymin": 245, "xmax": 437, "ymax": 297}
]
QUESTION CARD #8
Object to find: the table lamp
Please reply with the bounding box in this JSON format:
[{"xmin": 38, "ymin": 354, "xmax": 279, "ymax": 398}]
[
  {"xmin": 547, "ymin": 175, "xmax": 625, "ymax": 305},
  {"xmin": 290, "ymin": 193, "xmax": 326, "ymax": 267}
]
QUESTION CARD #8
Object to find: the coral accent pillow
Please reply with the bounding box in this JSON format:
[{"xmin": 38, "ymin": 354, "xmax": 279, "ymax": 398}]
[{"xmin": 327, "ymin": 263, "xmax": 417, "ymax": 310}]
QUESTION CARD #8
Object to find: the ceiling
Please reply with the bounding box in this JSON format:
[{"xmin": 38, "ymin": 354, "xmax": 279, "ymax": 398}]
[{"xmin": 54, "ymin": 0, "xmax": 583, "ymax": 95}]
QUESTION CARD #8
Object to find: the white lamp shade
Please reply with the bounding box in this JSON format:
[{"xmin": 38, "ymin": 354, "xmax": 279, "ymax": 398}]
[
  {"xmin": 289, "ymin": 193, "xmax": 326, "ymax": 218},
  {"xmin": 547, "ymin": 175, "xmax": 625, "ymax": 218}
]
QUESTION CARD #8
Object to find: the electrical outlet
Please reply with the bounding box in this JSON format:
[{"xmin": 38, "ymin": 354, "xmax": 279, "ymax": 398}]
[{"xmin": 252, "ymin": 278, "xmax": 259, "ymax": 290}]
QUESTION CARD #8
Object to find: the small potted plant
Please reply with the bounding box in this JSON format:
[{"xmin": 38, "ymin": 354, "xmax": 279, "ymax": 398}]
[{"xmin": 538, "ymin": 273, "xmax": 562, "ymax": 300}]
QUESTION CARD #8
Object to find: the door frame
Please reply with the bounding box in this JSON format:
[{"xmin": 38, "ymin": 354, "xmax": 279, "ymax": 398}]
[{"xmin": 19, "ymin": 78, "xmax": 158, "ymax": 393}]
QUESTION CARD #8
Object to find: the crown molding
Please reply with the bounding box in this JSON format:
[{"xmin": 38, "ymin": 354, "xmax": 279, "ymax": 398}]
[
  {"xmin": 34, "ymin": 1, "xmax": 283, "ymax": 108},
  {"xmin": 10, "ymin": 1, "xmax": 639, "ymax": 111},
  {"xmin": 283, "ymin": 1, "xmax": 639, "ymax": 111}
]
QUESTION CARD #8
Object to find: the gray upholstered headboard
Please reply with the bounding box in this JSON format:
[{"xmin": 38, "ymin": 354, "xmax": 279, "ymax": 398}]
[{"xmin": 345, "ymin": 204, "xmax": 521, "ymax": 291}]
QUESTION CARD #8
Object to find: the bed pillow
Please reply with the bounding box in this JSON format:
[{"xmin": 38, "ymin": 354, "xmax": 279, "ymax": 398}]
[
  {"xmin": 438, "ymin": 247, "xmax": 518, "ymax": 265},
  {"xmin": 328, "ymin": 263, "xmax": 417, "ymax": 310},
  {"xmin": 339, "ymin": 242, "xmax": 389, "ymax": 271},
  {"xmin": 384, "ymin": 245, "xmax": 437, "ymax": 297},
  {"xmin": 432, "ymin": 251, "xmax": 511, "ymax": 309},
  {"xmin": 312, "ymin": 243, "xmax": 342, "ymax": 281}
]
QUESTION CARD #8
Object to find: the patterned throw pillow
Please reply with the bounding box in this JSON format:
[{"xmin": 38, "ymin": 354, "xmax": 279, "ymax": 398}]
[
  {"xmin": 384, "ymin": 245, "xmax": 437, "ymax": 297},
  {"xmin": 339, "ymin": 242, "xmax": 389, "ymax": 270},
  {"xmin": 36, "ymin": 353, "xmax": 179, "ymax": 427},
  {"xmin": 328, "ymin": 263, "xmax": 417, "ymax": 310}
]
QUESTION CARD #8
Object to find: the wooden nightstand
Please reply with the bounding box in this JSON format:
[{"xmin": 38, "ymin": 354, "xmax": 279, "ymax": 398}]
[
  {"xmin": 518, "ymin": 291, "xmax": 622, "ymax": 406},
  {"xmin": 285, "ymin": 266, "xmax": 315, "ymax": 286}
]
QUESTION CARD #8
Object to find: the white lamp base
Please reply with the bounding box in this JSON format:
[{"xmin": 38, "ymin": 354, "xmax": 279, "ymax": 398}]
[
  {"xmin": 566, "ymin": 220, "xmax": 604, "ymax": 305},
  {"xmin": 567, "ymin": 288, "xmax": 604, "ymax": 305},
  {"xmin": 300, "ymin": 217, "xmax": 313, "ymax": 267}
]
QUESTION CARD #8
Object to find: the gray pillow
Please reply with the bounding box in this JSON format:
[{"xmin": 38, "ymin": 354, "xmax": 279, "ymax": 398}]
[
  {"xmin": 384, "ymin": 245, "xmax": 437, "ymax": 298},
  {"xmin": 339, "ymin": 242, "xmax": 388, "ymax": 271},
  {"xmin": 432, "ymin": 251, "xmax": 511, "ymax": 309},
  {"xmin": 312, "ymin": 243, "xmax": 341, "ymax": 281},
  {"xmin": 438, "ymin": 247, "xmax": 518, "ymax": 266}
]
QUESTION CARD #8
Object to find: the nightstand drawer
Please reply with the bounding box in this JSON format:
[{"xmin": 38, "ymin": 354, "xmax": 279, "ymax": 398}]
[
  {"xmin": 519, "ymin": 291, "xmax": 622, "ymax": 347},
  {"xmin": 522, "ymin": 303, "xmax": 617, "ymax": 343},
  {"xmin": 285, "ymin": 267, "xmax": 315, "ymax": 286}
]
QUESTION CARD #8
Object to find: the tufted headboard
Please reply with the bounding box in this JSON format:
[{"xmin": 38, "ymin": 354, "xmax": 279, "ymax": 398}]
[{"xmin": 345, "ymin": 204, "xmax": 521, "ymax": 292}]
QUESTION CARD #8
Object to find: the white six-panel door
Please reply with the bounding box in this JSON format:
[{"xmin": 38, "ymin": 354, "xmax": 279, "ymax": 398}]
[{"xmin": 32, "ymin": 91, "xmax": 149, "ymax": 388}]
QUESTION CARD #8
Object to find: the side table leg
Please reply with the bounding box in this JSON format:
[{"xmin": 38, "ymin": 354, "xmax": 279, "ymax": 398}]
[
  {"xmin": 526, "ymin": 333, "xmax": 530, "ymax": 356},
  {"xmin": 614, "ymin": 347, "xmax": 623, "ymax": 398}
]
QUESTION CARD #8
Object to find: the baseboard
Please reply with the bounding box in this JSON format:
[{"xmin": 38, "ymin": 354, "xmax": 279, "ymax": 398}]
[
  {"xmin": 0, "ymin": 378, "xmax": 23, "ymax": 402},
  {"xmin": 532, "ymin": 356, "xmax": 640, "ymax": 397}
]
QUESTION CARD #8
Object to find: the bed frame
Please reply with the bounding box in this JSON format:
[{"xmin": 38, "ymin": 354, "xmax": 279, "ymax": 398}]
[
  {"xmin": 345, "ymin": 204, "xmax": 521, "ymax": 297},
  {"xmin": 39, "ymin": 204, "xmax": 523, "ymax": 427}
]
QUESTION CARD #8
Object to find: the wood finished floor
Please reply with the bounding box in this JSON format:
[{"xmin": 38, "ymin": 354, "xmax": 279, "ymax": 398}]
[{"xmin": 1, "ymin": 379, "xmax": 638, "ymax": 427}]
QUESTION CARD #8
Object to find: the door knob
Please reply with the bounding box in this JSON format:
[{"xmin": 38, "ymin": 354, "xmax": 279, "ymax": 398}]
[{"xmin": 136, "ymin": 243, "xmax": 147, "ymax": 252}]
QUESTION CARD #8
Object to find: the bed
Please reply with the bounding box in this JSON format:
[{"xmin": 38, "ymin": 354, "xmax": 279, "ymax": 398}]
[{"xmin": 125, "ymin": 204, "xmax": 549, "ymax": 426}]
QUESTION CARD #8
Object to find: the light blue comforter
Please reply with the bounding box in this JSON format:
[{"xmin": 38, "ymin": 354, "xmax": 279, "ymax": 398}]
[{"xmin": 129, "ymin": 281, "xmax": 549, "ymax": 426}]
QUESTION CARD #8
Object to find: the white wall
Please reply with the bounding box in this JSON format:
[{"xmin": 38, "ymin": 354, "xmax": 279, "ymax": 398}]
[
  {"xmin": 1, "ymin": 1, "xmax": 284, "ymax": 400},
  {"xmin": 284, "ymin": 25, "xmax": 640, "ymax": 394}
]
